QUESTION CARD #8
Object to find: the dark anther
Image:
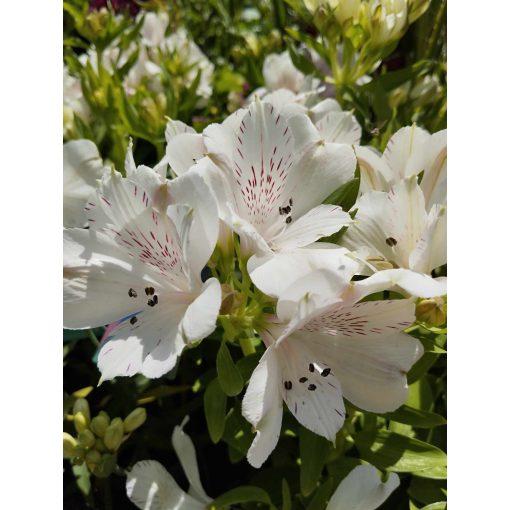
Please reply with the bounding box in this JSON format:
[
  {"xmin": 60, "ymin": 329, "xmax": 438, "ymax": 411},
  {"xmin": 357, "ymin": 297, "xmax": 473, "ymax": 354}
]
[
  {"xmin": 145, "ymin": 287, "xmax": 150, "ymax": 296},
  {"xmin": 279, "ymin": 207, "xmax": 284, "ymax": 215},
  {"xmin": 148, "ymin": 287, "xmax": 155, "ymax": 295},
  {"xmin": 299, "ymin": 377, "xmax": 308, "ymax": 383},
  {"xmin": 321, "ymin": 368, "xmax": 331, "ymax": 377},
  {"xmin": 152, "ymin": 295, "xmax": 158, "ymax": 305},
  {"xmin": 385, "ymin": 237, "xmax": 397, "ymax": 247},
  {"xmin": 308, "ymin": 384, "xmax": 317, "ymax": 391},
  {"xmin": 308, "ymin": 363, "xmax": 315, "ymax": 373},
  {"xmin": 147, "ymin": 299, "xmax": 155, "ymax": 307},
  {"xmin": 289, "ymin": 198, "xmax": 293, "ymax": 206},
  {"xmin": 129, "ymin": 316, "xmax": 138, "ymax": 325},
  {"xmin": 284, "ymin": 381, "xmax": 292, "ymax": 390},
  {"xmin": 286, "ymin": 216, "xmax": 292, "ymax": 224},
  {"xmin": 128, "ymin": 288, "xmax": 137, "ymax": 298}
]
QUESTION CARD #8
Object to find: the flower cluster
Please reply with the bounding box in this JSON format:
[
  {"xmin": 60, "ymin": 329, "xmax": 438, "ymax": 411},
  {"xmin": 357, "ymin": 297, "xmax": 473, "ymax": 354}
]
[{"xmin": 64, "ymin": 55, "xmax": 446, "ymax": 469}]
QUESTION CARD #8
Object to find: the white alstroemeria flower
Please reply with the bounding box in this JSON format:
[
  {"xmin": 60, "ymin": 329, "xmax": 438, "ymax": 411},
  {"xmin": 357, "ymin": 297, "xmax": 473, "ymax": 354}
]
[
  {"xmin": 63, "ymin": 167, "xmax": 221, "ymax": 381},
  {"xmin": 197, "ymin": 100, "xmax": 357, "ymax": 293},
  {"xmin": 327, "ymin": 464, "xmax": 399, "ymax": 510},
  {"xmin": 342, "ymin": 176, "xmax": 446, "ymax": 276},
  {"xmin": 242, "ymin": 268, "xmax": 443, "ymax": 468},
  {"xmin": 63, "ymin": 140, "xmax": 106, "ymax": 228},
  {"xmin": 126, "ymin": 417, "xmax": 212, "ymax": 510},
  {"xmin": 139, "ymin": 11, "xmax": 169, "ymax": 48},
  {"xmin": 356, "ymin": 125, "xmax": 446, "ymax": 209},
  {"xmin": 258, "ymin": 90, "xmax": 362, "ymax": 146}
]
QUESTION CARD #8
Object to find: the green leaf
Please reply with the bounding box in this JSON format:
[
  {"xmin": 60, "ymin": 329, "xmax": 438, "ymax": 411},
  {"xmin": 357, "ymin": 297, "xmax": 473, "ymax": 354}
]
[
  {"xmin": 286, "ymin": 37, "xmax": 317, "ymax": 76},
  {"xmin": 382, "ymin": 405, "xmax": 446, "ymax": 428},
  {"xmin": 421, "ymin": 503, "xmax": 447, "ymax": 510},
  {"xmin": 408, "ymin": 477, "xmax": 447, "ymax": 505},
  {"xmin": 323, "ymin": 177, "xmax": 360, "ymax": 211},
  {"xmin": 363, "ymin": 60, "xmax": 435, "ymax": 93},
  {"xmin": 204, "ymin": 378, "xmax": 227, "ymax": 443},
  {"xmin": 299, "ymin": 427, "xmax": 332, "ymax": 496},
  {"xmin": 282, "ymin": 478, "xmax": 292, "ymax": 510},
  {"xmin": 306, "ymin": 479, "xmax": 334, "ymax": 510},
  {"xmin": 236, "ymin": 352, "xmax": 261, "ymax": 382},
  {"xmin": 209, "ymin": 485, "xmax": 273, "ymax": 508},
  {"xmin": 216, "ymin": 342, "xmax": 244, "ymax": 396},
  {"xmin": 222, "ymin": 404, "xmax": 254, "ymax": 455},
  {"xmin": 411, "ymin": 466, "xmax": 447, "ymax": 480},
  {"xmin": 353, "ymin": 430, "xmax": 447, "ymax": 473}
]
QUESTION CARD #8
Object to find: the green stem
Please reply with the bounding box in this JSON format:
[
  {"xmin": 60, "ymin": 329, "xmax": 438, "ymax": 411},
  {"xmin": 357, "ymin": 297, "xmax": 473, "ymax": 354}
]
[{"xmin": 239, "ymin": 337, "xmax": 256, "ymax": 356}]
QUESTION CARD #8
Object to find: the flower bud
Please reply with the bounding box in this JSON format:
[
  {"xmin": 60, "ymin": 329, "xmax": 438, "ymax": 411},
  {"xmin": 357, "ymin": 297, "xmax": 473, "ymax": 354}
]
[
  {"xmin": 408, "ymin": 0, "xmax": 431, "ymax": 23},
  {"xmin": 364, "ymin": 0, "xmax": 408, "ymax": 47},
  {"xmin": 63, "ymin": 433, "xmax": 78, "ymax": 459},
  {"xmin": 123, "ymin": 408, "xmax": 147, "ymax": 433},
  {"xmin": 73, "ymin": 399, "xmax": 91, "ymax": 425},
  {"xmin": 331, "ymin": 0, "xmax": 361, "ymax": 27},
  {"xmin": 85, "ymin": 450, "xmax": 102, "ymax": 472},
  {"xmin": 90, "ymin": 415, "xmax": 109, "ymax": 438},
  {"xmin": 95, "ymin": 438, "xmax": 107, "ymax": 453},
  {"xmin": 104, "ymin": 419, "xmax": 124, "ymax": 452},
  {"xmin": 415, "ymin": 296, "xmax": 447, "ymax": 326},
  {"xmin": 74, "ymin": 412, "xmax": 89, "ymax": 433},
  {"xmin": 78, "ymin": 429, "xmax": 96, "ymax": 449}
]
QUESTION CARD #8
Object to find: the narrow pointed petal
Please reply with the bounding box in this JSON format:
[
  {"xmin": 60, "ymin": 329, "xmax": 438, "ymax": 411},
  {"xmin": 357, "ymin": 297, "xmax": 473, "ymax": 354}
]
[
  {"xmin": 315, "ymin": 110, "xmax": 362, "ymax": 145},
  {"xmin": 326, "ymin": 465, "xmax": 400, "ymax": 510},
  {"xmin": 168, "ymin": 169, "xmax": 219, "ymax": 277},
  {"xmin": 171, "ymin": 418, "xmax": 211, "ymax": 504},
  {"xmin": 272, "ymin": 204, "xmax": 351, "ymax": 250},
  {"xmin": 383, "ymin": 125, "xmax": 431, "ymax": 180},
  {"xmin": 242, "ymin": 346, "xmax": 283, "ymax": 468},
  {"xmin": 126, "ymin": 460, "xmax": 204, "ymax": 510},
  {"xmin": 181, "ymin": 278, "xmax": 221, "ymax": 343},
  {"xmin": 354, "ymin": 146, "xmax": 391, "ymax": 194},
  {"xmin": 248, "ymin": 244, "xmax": 359, "ymax": 299},
  {"xmin": 63, "ymin": 139, "xmax": 105, "ymax": 227},
  {"xmin": 343, "ymin": 269, "xmax": 447, "ymax": 303},
  {"xmin": 409, "ymin": 204, "xmax": 447, "ymax": 274},
  {"xmin": 420, "ymin": 129, "xmax": 447, "ymax": 209}
]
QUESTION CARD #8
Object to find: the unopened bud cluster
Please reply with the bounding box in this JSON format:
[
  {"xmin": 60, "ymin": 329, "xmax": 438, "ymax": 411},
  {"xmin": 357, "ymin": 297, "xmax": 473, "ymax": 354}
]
[{"xmin": 63, "ymin": 398, "xmax": 147, "ymax": 478}]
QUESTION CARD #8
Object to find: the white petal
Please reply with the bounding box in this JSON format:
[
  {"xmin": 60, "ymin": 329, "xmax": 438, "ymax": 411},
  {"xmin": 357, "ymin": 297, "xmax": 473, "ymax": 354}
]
[
  {"xmin": 409, "ymin": 204, "xmax": 447, "ymax": 273},
  {"xmin": 166, "ymin": 133, "xmax": 206, "ymax": 176},
  {"xmin": 168, "ymin": 169, "xmax": 219, "ymax": 277},
  {"xmin": 271, "ymin": 204, "xmax": 351, "ymax": 250},
  {"xmin": 291, "ymin": 327, "xmax": 422, "ymax": 413},
  {"xmin": 63, "ymin": 139, "xmax": 105, "ymax": 227},
  {"xmin": 181, "ymin": 278, "xmax": 221, "ymax": 343},
  {"xmin": 97, "ymin": 296, "xmax": 189, "ymax": 381},
  {"xmin": 383, "ymin": 125, "xmax": 431, "ymax": 180},
  {"xmin": 248, "ymin": 244, "xmax": 359, "ymax": 299},
  {"xmin": 315, "ymin": 110, "xmax": 362, "ymax": 145},
  {"xmin": 327, "ymin": 465, "xmax": 400, "ymax": 510},
  {"xmin": 284, "ymin": 141, "xmax": 356, "ymax": 219},
  {"xmin": 64, "ymin": 228, "xmax": 160, "ymax": 329},
  {"xmin": 420, "ymin": 129, "xmax": 447, "ymax": 210},
  {"xmin": 203, "ymin": 109, "xmax": 245, "ymax": 172},
  {"xmin": 229, "ymin": 101, "xmax": 296, "ymax": 233},
  {"xmin": 286, "ymin": 113, "xmax": 321, "ymax": 154},
  {"xmin": 242, "ymin": 346, "xmax": 283, "ymax": 468},
  {"xmin": 308, "ymin": 98, "xmax": 342, "ymax": 123},
  {"xmin": 343, "ymin": 269, "xmax": 447, "ymax": 303},
  {"xmin": 126, "ymin": 460, "xmax": 204, "ymax": 510},
  {"xmin": 342, "ymin": 178, "xmax": 427, "ymax": 269},
  {"xmin": 354, "ymin": 146, "xmax": 391, "ymax": 194},
  {"xmin": 165, "ymin": 119, "xmax": 196, "ymax": 142},
  {"xmin": 276, "ymin": 336, "xmax": 346, "ymax": 441},
  {"xmin": 171, "ymin": 418, "xmax": 211, "ymax": 504}
]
